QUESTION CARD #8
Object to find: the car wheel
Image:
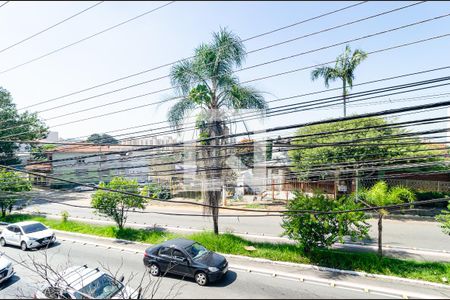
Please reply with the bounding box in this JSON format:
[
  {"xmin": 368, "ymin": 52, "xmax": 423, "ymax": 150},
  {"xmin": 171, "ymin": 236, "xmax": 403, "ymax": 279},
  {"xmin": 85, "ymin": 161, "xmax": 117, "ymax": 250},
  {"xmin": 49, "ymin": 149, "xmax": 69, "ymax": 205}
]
[
  {"xmin": 149, "ymin": 264, "xmax": 160, "ymax": 277},
  {"xmin": 0, "ymin": 238, "xmax": 6, "ymax": 247},
  {"xmin": 195, "ymin": 272, "xmax": 208, "ymax": 286},
  {"xmin": 20, "ymin": 241, "xmax": 27, "ymax": 251}
]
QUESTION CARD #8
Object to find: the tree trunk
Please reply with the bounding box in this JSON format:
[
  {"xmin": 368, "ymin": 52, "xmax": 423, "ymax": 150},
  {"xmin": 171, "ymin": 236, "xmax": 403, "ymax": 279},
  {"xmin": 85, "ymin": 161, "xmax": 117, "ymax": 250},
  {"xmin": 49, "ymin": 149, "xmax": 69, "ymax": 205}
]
[
  {"xmin": 378, "ymin": 212, "xmax": 383, "ymax": 257},
  {"xmin": 204, "ymin": 116, "xmax": 224, "ymax": 235},
  {"xmin": 343, "ymin": 80, "xmax": 347, "ymax": 117}
]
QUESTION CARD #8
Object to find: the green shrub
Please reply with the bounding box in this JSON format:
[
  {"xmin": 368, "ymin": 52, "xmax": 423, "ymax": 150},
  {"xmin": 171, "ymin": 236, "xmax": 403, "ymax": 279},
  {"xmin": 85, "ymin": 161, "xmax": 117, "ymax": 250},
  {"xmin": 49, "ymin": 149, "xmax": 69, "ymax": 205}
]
[
  {"xmin": 141, "ymin": 183, "xmax": 172, "ymax": 200},
  {"xmin": 282, "ymin": 192, "xmax": 369, "ymax": 253},
  {"xmin": 61, "ymin": 210, "xmax": 69, "ymax": 223}
]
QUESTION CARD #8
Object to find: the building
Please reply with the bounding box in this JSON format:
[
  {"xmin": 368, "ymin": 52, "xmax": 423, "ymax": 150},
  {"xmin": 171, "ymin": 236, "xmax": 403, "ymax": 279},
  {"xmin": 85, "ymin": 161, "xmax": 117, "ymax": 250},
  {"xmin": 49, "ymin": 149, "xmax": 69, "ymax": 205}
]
[{"xmin": 49, "ymin": 144, "xmax": 151, "ymax": 188}]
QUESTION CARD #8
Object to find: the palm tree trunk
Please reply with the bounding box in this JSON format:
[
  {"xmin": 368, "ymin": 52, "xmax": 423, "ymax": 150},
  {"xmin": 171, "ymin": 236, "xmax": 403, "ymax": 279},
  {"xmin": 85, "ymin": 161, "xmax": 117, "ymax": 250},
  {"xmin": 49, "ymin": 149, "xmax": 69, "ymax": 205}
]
[
  {"xmin": 343, "ymin": 80, "xmax": 347, "ymax": 117},
  {"xmin": 205, "ymin": 117, "xmax": 223, "ymax": 235},
  {"xmin": 378, "ymin": 212, "xmax": 383, "ymax": 257}
]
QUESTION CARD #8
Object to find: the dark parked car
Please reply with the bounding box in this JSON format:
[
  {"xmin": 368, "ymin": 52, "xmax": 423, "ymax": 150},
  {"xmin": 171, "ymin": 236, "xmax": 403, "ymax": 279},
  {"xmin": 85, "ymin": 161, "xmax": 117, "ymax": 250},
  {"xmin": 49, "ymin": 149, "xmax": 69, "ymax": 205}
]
[{"xmin": 143, "ymin": 238, "xmax": 228, "ymax": 286}]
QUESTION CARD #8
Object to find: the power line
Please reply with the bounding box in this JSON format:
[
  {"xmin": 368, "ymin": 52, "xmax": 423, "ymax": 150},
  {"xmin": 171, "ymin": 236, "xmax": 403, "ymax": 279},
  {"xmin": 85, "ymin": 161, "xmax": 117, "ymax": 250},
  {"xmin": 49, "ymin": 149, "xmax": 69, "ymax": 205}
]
[
  {"xmin": 59, "ymin": 65, "xmax": 450, "ymax": 142},
  {"xmin": 5, "ymin": 89, "xmax": 450, "ymax": 169},
  {"xmin": 0, "ymin": 1, "xmax": 104, "ymax": 55},
  {"xmin": 19, "ymin": 7, "xmax": 445, "ymax": 122},
  {"xmin": 0, "ymin": 1, "xmax": 176, "ymax": 75},
  {"xmin": 1, "ymin": 161, "xmax": 449, "ymax": 215},
  {"xmin": 5, "ymin": 32, "xmax": 441, "ymax": 137},
  {"xmin": 0, "ymin": 1, "xmax": 9, "ymax": 9},
  {"xmin": 17, "ymin": 1, "xmax": 367, "ymax": 111},
  {"xmin": 2, "ymin": 76, "xmax": 448, "ymax": 151}
]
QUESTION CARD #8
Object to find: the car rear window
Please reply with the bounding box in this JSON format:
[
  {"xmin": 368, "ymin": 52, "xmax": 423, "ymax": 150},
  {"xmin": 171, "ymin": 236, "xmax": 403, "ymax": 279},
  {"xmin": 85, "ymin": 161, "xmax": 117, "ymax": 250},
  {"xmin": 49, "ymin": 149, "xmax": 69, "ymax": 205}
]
[
  {"xmin": 22, "ymin": 223, "xmax": 47, "ymax": 234},
  {"xmin": 75, "ymin": 274, "xmax": 123, "ymax": 299},
  {"xmin": 159, "ymin": 247, "xmax": 172, "ymax": 257}
]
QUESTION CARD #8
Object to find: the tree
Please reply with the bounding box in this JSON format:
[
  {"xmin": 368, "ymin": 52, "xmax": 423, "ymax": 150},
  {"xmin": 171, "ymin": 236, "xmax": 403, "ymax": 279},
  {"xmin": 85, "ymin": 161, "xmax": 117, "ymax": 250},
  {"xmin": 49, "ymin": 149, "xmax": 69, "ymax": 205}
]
[
  {"xmin": 30, "ymin": 144, "xmax": 56, "ymax": 161},
  {"xmin": 281, "ymin": 192, "xmax": 369, "ymax": 253},
  {"xmin": 0, "ymin": 169, "xmax": 32, "ymax": 217},
  {"xmin": 91, "ymin": 177, "xmax": 146, "ymax": 229},
  {"xmin": 358, "ymin": 181, "xmax": 415, "ymax": 256},
  {"xmin": 311, "ymin": 45, "xmax": 367, "ymax": 117},
  {"xmin": 86, "ymin": 133, "xmax": 119, "ymax": 145},
  {"xmin": 288, "ymin": 116, "xmax": 442, "ymax": 195},
  {"xmin": 437, "ymin": 201, "xmax": 450, "ymax": 235},
  {"xmin": 0, "ymin": 87, "xmax": 48, "ymax": 165},
  {"xmin": 166, "ymin": 28, "xmax": 267, "ymax": 234},
  {"xmin": 235, "ymin": 138, "xmax": 255, "ymax": 168}
]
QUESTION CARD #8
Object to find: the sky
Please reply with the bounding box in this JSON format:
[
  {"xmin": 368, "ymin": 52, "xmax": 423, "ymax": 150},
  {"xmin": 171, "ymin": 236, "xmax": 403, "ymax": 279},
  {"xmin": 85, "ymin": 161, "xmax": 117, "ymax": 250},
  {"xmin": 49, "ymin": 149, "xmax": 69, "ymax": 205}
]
[{"xmin": 0, "ymin": 1, "xmax": 449, "ymax": 143}]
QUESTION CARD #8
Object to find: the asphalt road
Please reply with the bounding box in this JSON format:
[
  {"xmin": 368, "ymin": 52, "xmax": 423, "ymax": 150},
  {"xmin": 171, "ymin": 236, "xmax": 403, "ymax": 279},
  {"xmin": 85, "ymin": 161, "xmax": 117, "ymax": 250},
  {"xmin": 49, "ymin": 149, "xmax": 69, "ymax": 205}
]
[
  {"xmin": 23, "ymin": 189, "xmax": 450, "ymax": 252},
  {"xmin": 0, "ymin": 240, "xmax": 390, "ymax": 299}
]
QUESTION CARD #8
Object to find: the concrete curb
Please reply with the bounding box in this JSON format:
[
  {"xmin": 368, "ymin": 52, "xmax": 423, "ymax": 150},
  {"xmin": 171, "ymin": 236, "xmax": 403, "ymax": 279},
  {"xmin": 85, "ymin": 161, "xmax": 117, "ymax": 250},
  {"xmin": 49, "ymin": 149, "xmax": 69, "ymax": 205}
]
[
  {"xmin": 31, "ymin": 211, "xmax": 450, "ymax": 257},
  {"xmin": 230, "ymin": 265, "xmax": 442, "ymax": 299},
  {"xmin": 53, "ymin": 229, "xmax": 450, "ymax": 292}
]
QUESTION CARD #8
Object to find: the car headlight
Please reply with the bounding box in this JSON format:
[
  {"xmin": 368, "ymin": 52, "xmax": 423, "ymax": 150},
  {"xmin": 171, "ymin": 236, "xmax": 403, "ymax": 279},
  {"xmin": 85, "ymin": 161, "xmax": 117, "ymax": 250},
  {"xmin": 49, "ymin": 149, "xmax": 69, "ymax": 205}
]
[
  {"xmin": 28, "ymin": 237, "xmax": 37, "ymax": 241},
  {"xmin": 208, "ymin": 267, "xmax": 219, "ymax": 272}
]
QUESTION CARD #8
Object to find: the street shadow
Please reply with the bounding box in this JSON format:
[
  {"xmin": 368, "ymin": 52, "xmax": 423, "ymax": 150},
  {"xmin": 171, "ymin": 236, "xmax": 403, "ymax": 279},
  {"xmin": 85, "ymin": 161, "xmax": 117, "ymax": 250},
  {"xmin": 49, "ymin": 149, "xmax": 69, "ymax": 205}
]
[
  {"xmin": 159, "ymin": 271, "xmax": 237, "ymax": 287},
  {"xmin": 0, "ymin": 274, "xmax": 20, "ymax": 290},
  {"xmin": 208, "ymin": 271, "xmax": 237, "ymax": 287}
]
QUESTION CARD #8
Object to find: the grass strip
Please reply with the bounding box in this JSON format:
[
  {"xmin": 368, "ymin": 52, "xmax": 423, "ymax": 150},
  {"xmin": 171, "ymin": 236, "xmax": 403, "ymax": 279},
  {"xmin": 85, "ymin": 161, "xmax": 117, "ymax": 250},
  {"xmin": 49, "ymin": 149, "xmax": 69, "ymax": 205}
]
[{"xmin": 2, "ymin": 214, "xmax": 449, "ymax": 284}]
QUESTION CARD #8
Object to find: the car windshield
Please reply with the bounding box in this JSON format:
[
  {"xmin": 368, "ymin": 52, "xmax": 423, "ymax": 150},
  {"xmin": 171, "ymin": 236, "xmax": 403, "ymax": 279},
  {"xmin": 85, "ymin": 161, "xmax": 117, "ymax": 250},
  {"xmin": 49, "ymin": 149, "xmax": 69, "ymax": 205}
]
[
  {"xmin": 185, "ymin": 242, "xmax": 209, "ymax": 260},
  {"xmin": 22, "ymin": 223, "xmax": 47, "ymax": 234},
  {"xmin": 75, "ymin": 274, "xmax": 124, "ymax": 299}
]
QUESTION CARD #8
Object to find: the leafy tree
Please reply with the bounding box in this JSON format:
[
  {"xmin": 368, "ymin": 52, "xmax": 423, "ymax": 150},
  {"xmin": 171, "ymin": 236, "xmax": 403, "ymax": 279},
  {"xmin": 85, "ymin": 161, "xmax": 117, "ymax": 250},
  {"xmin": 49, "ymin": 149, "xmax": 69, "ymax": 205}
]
[
  {"xmin": 0, "ymin": 87, "xmax": 48, "ymax": 165},
  {"xmin": 86, "ymin": 133, "xmax": 119, "ymax": 145},
  {"xmin": 437, "ymin": 202, "xmax": 450, "ymax": 235},
  {"xmin": 236, "ymin": 138, "xmax": 254, "ymax": 168},
  {"xmin": 166, "ymin": 28, "xmax": 267, "ymax": 234},
  {"xmin": 288, "ymin": 117, "xmax": 442, "ymax": 184},
  {"xmin": 0, "ymin": 169, "xmax": 32, "ymax": 217},
  {"xmin": 281, "ymin": 192, "xmax": 369, "ymax": 253},
  {"xmin": 311, "ymin": 44, "xmax": 367, "ymax": 117},
  {"xmin": 358, "ymin": 181, "xmax": 415, "ymax": 256},
  {"xmin": 141, "ymin": 183, "xmax": 172, "ymax": 200},
  {"xmin": 91, "ymin": 177, "xmax": 146, "ymax": 229},
  {"xmin": 30, "ymin": 144, "xmax": 56, "ymax": 161}
]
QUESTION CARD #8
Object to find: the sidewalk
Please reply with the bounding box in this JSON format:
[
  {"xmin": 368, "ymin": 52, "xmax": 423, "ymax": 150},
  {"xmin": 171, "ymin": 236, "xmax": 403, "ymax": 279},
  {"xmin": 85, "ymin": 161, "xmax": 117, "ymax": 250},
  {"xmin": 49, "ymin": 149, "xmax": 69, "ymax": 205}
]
[
  {"xmin": 31, "ymin": 188, "xmax": 442, "ymax": 221},
  {"xmin": 54, "ymin": 230, "xmax": 450, "ymax": 299},
  {"xmin": 27, "ymin": 211, "xmax": 450, "ymax": 262}
]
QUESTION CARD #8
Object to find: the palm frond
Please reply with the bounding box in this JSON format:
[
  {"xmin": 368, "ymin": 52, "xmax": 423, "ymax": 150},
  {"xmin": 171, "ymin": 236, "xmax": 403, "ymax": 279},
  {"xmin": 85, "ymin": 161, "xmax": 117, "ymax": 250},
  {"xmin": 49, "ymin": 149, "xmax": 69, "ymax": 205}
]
[
  {"xmin": 170, "ymin": 60, "xmax": 198, "ymax": 96},
  {"xmin": 167, "ymin": 98, "xmax": 196, "ymax": 128},
  {"xmin": 223, "ymin": 84, "xmax": 268, "ymax": 112},
  {"xmin": 311, "ymin": 66, "xmax": 340, "ymax": 88},
  {"xmin": 212, "ymin": 27, "xmax": 246, "ymax": 68}
]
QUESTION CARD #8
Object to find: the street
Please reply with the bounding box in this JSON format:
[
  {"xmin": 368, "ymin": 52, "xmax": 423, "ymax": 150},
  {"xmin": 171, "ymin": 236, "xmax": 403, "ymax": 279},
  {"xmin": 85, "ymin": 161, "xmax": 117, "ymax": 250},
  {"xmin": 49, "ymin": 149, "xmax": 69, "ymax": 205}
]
[
  {"xmin": 0, "ymin": 238, "xmax": 391, "ymax": 299},
  {"xmin": 22, "ymin": 189, "xmax": 450, "ymax": 252}
]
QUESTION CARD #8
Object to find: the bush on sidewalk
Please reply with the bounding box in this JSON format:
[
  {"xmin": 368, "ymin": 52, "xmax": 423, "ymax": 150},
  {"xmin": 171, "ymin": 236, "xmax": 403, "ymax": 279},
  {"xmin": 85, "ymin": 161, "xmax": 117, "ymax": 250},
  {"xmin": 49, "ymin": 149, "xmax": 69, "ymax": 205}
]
[{"xmin": 281, "ymin": 192, "xmax": 370, "ymax": 253}]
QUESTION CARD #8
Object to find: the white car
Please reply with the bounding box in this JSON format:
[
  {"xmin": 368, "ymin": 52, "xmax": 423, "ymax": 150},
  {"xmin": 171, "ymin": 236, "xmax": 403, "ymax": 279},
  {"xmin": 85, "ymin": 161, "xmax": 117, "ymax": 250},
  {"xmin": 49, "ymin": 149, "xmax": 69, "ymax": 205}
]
[
  {"xmin": 34, "ymin": 265, "xmax": 142, "ymax": 299},
  {"xmin": 0, "ymin": 221, "xmax": 56, "ymax": 251},
  {"xmin": 0, "ymin": 254, "xmax": 14, "ymax": 284}
]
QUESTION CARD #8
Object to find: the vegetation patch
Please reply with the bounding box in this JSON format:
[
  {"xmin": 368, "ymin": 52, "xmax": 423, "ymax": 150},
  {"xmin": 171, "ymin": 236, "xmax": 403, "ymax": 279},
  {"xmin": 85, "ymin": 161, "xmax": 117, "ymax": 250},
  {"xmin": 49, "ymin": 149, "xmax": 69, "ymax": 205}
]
[{"xmin": 2, "ymin": 214, "xmax": 449, "ymax": 284}]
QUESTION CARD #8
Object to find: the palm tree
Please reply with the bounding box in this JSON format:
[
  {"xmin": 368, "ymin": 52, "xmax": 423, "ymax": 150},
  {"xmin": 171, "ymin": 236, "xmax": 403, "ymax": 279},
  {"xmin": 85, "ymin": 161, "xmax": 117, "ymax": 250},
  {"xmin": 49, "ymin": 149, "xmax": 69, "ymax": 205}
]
[
  {"xmin": 360, "ymin": 181, "xmax": 415, "ymax": 256},
  {"xmin": 311, "ymin": 45, "xmax": 367, "ymax": 117},
  {"xmin": 167, "ymin": 28, "xmax": 268, "ymax": 234}
]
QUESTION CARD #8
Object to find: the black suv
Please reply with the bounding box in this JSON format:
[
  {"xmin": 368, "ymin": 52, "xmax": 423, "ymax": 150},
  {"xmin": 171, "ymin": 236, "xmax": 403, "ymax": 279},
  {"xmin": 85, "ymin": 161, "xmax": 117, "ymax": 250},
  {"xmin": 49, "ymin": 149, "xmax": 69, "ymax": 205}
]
[{"xmin": 143, "ymin": 238, "xmax": 228, "ymax": 286}]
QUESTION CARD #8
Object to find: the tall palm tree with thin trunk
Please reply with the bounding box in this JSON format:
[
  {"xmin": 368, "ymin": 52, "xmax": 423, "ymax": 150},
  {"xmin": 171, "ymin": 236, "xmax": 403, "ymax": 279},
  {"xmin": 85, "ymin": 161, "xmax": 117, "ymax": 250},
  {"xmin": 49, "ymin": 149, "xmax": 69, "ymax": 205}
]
[
  {"xmin": 311, "ymin": 45, "xmax": 367, "ymax": 117},
  {"xmin": 167, "ymin": 28, "xmax": 267, "ymax": 234},
  {"xmin": 359, "ymin": 181, "xmax": 415, "ymax": 256}
]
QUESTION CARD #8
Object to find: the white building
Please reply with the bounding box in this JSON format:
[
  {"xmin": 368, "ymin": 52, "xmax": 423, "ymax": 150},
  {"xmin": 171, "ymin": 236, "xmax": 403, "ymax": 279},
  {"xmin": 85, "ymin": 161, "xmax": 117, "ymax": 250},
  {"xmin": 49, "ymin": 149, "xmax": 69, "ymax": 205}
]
[{"xmin": 50, "ymin": 145, "xmax": 151, "ymax": 188}]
